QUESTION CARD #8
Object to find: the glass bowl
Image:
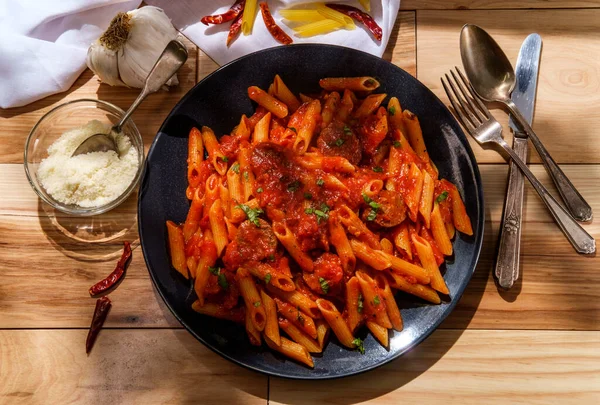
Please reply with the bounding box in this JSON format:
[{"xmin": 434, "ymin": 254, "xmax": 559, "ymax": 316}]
[{"xmin": 24, "ymin": 99, "xmax": 145, "ymax": 216}]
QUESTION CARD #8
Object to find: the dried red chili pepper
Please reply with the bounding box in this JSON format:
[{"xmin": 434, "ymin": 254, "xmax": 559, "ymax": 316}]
[
  {"xmin": 325, "ymin": 3, "xmax": 383, "ymax": 41},
  {"xmin": 86, "ymin": 296, "xmax": 111, "ymax": 354},
  {"xmin": 201, "ymin": 0, "xmax": 245, "ymax": 25},
  {"xmin": 260, "ymin": 2, "xmax": 293, "ymax": 45},
  {"xmin": 227, "ymin": 12, "xmax": 244, "ymax": 47},
  {"xmin": 89, "ymin": 241, "xmax": 132, "ymax": 296}
]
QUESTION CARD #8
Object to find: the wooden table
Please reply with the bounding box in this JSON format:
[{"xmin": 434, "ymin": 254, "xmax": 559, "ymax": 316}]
[{"xmin": 1, "ymin": 1, "xmax": 599, "ymax": 403}]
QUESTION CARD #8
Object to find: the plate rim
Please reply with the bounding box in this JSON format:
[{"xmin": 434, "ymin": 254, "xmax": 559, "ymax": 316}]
[{"xmin": 138, "ymin": 43, "xmax": 485, "ymax": 380}]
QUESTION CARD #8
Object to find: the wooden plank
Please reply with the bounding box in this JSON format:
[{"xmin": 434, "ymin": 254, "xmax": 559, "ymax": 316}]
[
  {"xmin": 0, "ymin": 329, "xmax": 267, "ymax": 405},
  {"xmin": 384, "ymin": 12, "xmax": 416, "ymax": 77},
  {"xmin": 417, "ymin": 9, "xmax": 600, "ymax": 164},
  {"xmin": 4, "ymin": 162, "xmax": 599, "ymax": 225},
  {"xmin": 1, "ymin": 163, "xmax": 598, "ymax": 329},
  {"xmin": 270, "ymin": 330, "xmax": 600, "ymax": 405},
  {"xmin": 0, "ymin": 38, "xmax": 198, "ymax": 164},
  {"xmin": 401, "ymin": 0, "xmax": 600, "ymax": 9}
]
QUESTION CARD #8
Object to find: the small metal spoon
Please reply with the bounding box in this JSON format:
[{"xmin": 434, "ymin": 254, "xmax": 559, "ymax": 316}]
[
  {"xmin": 460, "ymin": 24, "xmax": 592, "ymax": 222},
  {"xmin": 72, "ymin": 39, "xmax": 188, "ymax": 157}
]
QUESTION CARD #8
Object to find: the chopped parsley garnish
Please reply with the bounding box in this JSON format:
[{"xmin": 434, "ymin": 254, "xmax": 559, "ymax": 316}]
[
  {"xmin": 388, "ymin": 106, "xmax": 396, "ymax": 116},
  {"xmin": 304, "ymin": 192, "xmax": 313, "ymax": 200},
  {"xmin": 238, "ymin": 204, "xmax": 264, "ymax": 227},
  {"xmin": 268, "ymin": 254, "xmax": 275, "ymax": 262},
  {"xmin": 289, "ymin": 127, "xmax": 297, "ymax": 133},
  {"xmin": 320, "ymin": 203, "xmax": 330, "ymax": 213},
  {"xmin": 352, "ymin": 337, "xmax": 365, "ymax": 354},
  {"xmin": 220, "ymin": 156, "xmax": 229, "ymax": 162},
  {"xmin": 362, "ymin": 193, "xmax": 380, "ymax": 221},
  {"xmin": 305, "ymin": 208, "xmax": 314, "ymax": 215},
  {"xmin": 436, "ymin": 191, "xmax": 449, "ymax": 203},
  {"xmin": 287, "ymin": 180, "xmax": 301, "ymax": 192},
  {"xmin": 253, "ymin": 301, "xmax": 261, "ymax": 307},
  {"xmin": 306, "ymin": 203, "xmax": 330, "ymax": 224},
  {"xmin": 334, "ymin": 138, "xmax": 345, "ymax": 147},
  {"xmin": 257, "ymin": 187, "xmax": 263, "ymax": 193},
  {"xmin": 319, "ymin": 277, "xmax": 330, "ymax": 294},
  {"xmin": 366, "ymin": 209, "xmax": 378, "ymax": 221},
  {"xmin": 343, "ymin": 125, "xmax": 352, "ymax": 135},
  {"xmin": 231, "ymin": 162, "xmax": 240, "ymax": 174},
  {"xmin": 314, "ymin": 210, "xmax": 329, "ymax": 224},
  {"xmin": 373, "ymin": 295, "xmax": 380, "ymax": 305},
  {"xmin": 316, "ymin": 178, "xmax": 325, "ymax": 187},
  {"xmin": 393, "ymin": 140, "xmax": 401, "ymax": 148},
  {"xmin": 265, "ymin": 273, "xmax": 272, "ymax": 284},
  {"xmin": 357, "ymin": 294, "xmax": 364, "ymax": 313},
  {"xmin": 209, "ymin": 266, "xmax": 228, "ymax": 290},
  {"xmin": 372, "ymin": 166, "xmax": 383, "ymax": 173},
  {"xmin": 243, "ymin": 171, "xmax": 249, "ymax": 181},
  {"xmin": 217, "ymin": 273, "xmax": 229, "ymax": 290}
]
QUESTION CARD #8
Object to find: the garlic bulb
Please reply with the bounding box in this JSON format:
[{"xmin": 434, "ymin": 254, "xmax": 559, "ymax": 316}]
[{"xmin": 87, "ymin": 6, "xmax": 183, "ymax": 88}]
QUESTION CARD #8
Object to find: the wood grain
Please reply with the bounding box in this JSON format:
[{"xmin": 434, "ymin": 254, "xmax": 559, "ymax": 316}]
[
  {"xmin": 401, "ymin": 0, "xmax": 600, "ymax": 9},
  {"xmin": 384, "ymin": 12, "xmax": 416, "ymax": 77},
  {"xmin": 270, "ymin": 330, "xmax": 600, "ymax": 405},
  {"xmin": 417, "ymin": 9, "xmax": 600, "ymax": 164},
  {"xmin": 1, "ymin": 164, "xmax": 597, "ymax": 329},
  {"xmin": 0, "ymin": 38, "xmax": 197, "ymax": 165},
  {"xmin": 0, "ymin": 329, "xmax": 267, "ymax": 405}
]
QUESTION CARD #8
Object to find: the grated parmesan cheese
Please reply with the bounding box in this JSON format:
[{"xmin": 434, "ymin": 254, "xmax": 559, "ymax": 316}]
[{"xmin": 37, "ymin": 120, "xmax": 139, "ymax": 208}]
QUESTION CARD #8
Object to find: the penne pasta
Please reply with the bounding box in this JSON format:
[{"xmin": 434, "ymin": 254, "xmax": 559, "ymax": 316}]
[
  {"xmin": 209, "ymin": 199, "xmax": 228, "ymax": 257},
  {"xmin": 279, "ymin": 9, "xmax": 326, "ymax": 22},
  {"xmin": 201, "ymin": 126, "xmax": 228, "ymax": 176},
  {"xmin": 167, "ymin": 75, "xmax": 474, "ymax": 367},
  {"xmin": 345, "ymin": 276, "xmax": 363, "ymax": 332},
  {"xmin": 238, "ymin": 267, "xmax": 267, "ymax": 332},
  {"xmin": 292, "ymin": 19, "xmax": 344, "ymax": 37},
  {"xmin": 374, "ymin": 274, "xmax": 403, "ymax": 331},
  {"xmin": 279, "ymin": 318, "xmax": 321, "ymax": 353},
  {"xmin": 248, "ymin": 86, "xmax": 288, "ymax": 118},
  {"xmin": 267, "ymin": 284, "xmax": 321, "ymax": 319},
  {"xmin": 187, "ymin": 127, "xmax": 204, "ymax": 188},
  {"xmin": 350, "ymin": 239, "xmax": 392, "ymax": 270},
  {"xmin": 319, "ymin": 77, "xmax": 380, "ymax": 92},
  {"xmin": 316, "ymin": 299, "xmax": 355, "ymax": 348},
  {"xmin": 270, "ymin": 74, "xmax": 301, "ymax": 112},
  {"xmin": 431, "ymin": 202, "xmax": 453, "ymax": 256},
  {"xmin": 242, "ymin": 0, "xmax": 258, "ymax": 35},
  {"xmin": 412, "ymin": 234, "xmax": 449, "ymax": 295},
  {"xmin": 275, "ymin": 298, "xmax": 318, "ymax": 339},
  {"xmin": 266, "ymin": 336, "xmax": 314, "ymax": 368},
  {"xmin": 272, "ymin": 221, "xmax": 313, "ymax": 272},
  {"xmin": 166, "ymin": 221, "xmax": 187, "ymax": 278},
  {"xmin": 260, "ymin": 290, "xmax": 281, "ymax": 347},
  {"xmin": 356, "ymin": 270, "xmax": 392, "ymax": 329},
  {"xmin": 315, "ymin": 3, "xmax": 355, "ymax": 29}
]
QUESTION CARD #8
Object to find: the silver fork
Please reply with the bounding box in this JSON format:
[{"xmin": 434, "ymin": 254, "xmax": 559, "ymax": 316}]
[{"xmin": 441, "ymin": 67, "xmax": 595, "ymax": 255}]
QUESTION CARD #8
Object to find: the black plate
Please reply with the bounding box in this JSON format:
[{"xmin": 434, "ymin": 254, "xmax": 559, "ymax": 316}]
[{"xmin": 138, "ymin": 44, "xmax": 484, "ymax": 379}]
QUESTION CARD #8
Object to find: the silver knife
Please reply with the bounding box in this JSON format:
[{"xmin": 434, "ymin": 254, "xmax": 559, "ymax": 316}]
[{"xmin": 495, "ymin": 33, "xmax": 543, "ymax": 289}]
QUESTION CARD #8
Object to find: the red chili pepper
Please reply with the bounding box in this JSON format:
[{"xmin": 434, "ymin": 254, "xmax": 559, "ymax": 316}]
[
  {"xmin": 201, "ymin": 0, "xmax": 245, "ymax": 25},
  {"xmin": 89, "ymin": 241, "xmax": 132, "ymax": 296},
  {"xmin": 227, "ymin": 11, "xmax": 243, "ymax": 47},
  {"xmin": 86, "ymin": 296, "xmax": 111, "ymax": 354},
  {"xmin": 325, "ymin": 3, "xmax": 382, "ymax": 41},
  {"xmin": 260, "ymin": 2, "xmax": 293, "ymax": 45}
]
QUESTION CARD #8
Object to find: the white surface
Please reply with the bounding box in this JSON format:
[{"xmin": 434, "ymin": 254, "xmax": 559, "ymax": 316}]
[
  {"xmin": 0, "ymin": 0, "xmax": 141, "ymax": 108},
  {"xmin": 0, "ymin": 1, "xmax": 399, "ymax": 108},
  {"xmin": 146, "ymin": 0, "xmax": 400, "ymax": 65}
]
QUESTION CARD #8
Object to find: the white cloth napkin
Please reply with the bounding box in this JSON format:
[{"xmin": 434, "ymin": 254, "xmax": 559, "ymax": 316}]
[
  {"xmin": 0, "ymin": 0, "xmax": 141, "ymax": 109},
  {"xmin": 146, "ymin": 0, "xmax": 400, "ymax": 66}
]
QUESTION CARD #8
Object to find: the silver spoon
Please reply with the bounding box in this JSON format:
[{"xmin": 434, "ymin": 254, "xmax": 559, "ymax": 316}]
[
  {"xmin": 72, "ymin": 39, "xmax": 188, "ymax": 157},
  {"xmin": 460, "ymin": 24, "xmax": 592, "ymax": 222}
]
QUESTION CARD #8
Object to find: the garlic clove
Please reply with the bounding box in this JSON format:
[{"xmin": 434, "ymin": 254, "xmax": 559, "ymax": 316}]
[{"xmin": 86, "ymin": 40, "xmax": 126, "ymax": 87}]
